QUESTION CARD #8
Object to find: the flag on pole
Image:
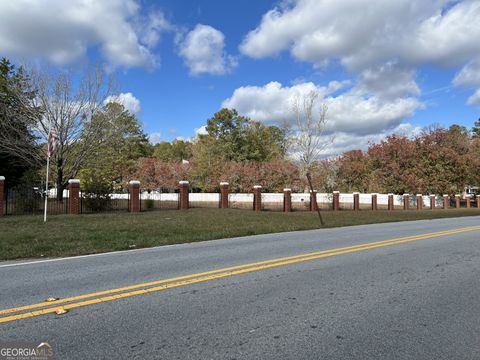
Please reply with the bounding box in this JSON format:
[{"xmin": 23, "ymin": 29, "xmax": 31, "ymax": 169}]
[{"xmin": 47, "ymin": 129, "xmax": 58, "ymax": 158}]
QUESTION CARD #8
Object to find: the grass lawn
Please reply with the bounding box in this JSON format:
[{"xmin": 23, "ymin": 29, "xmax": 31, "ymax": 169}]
[{"xmin": 1, "ymin": 208, "xmax": 479, "ymax": 260}]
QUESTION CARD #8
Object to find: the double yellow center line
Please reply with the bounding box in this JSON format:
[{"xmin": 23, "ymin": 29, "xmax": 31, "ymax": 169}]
[{"xmin": 1, "ymin": 226, "xmax": 479, "ymax": 324}]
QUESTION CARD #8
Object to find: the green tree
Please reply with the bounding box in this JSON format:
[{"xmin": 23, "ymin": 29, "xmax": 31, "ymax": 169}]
[
  {"xmin": 0, "ymin": 58, "xmax": 41, "ymax": 185},
  {"xmin": 471, "ymin": 118, "xmax": 480, "ymax": 138},
  {"xmin": 80, "ymin": 102, "xmax": 151, "ymax": 189},
  {"xmin": 153, "ymin": 139, "xmax": 192, "ymax": 161},
  {"xmin": 204, "ymin": 108, "xmax": 285, "ymax": 162}
]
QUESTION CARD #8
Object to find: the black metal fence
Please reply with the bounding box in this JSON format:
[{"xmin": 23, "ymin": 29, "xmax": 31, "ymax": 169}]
[
  {"xmin": 80, "ymin": 191, "xmax": 130, "ymax": 214},
  {"xmin": 4, "ymin": 186, "xmax": 68, "ymax": 216},
  {"xmin": 2, "ymin": 185, "xmax": 131, "ymax": 216}
]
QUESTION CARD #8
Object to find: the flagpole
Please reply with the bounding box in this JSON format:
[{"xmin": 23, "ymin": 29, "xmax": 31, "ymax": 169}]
[{"xmin": 44, "ymin": 122, "xmax": 51, "ymax": 223}]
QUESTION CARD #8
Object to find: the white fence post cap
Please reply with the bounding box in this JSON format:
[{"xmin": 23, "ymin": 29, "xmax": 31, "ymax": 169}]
[
  {"xmin": 388, "ymin": 193, "xmax": 394, "ymax": 196},
  {"xmin": 179, "ymin": 180, "xmax": 189, "ymax": 185},
  {"xmin": 129, "ymin": 180, "xmax": 140, "ymax": 185},
  {"xmin": 333, "ymin": 191, "xmax": 340, "ymax": 194},
  {"xmin": 68, "ymin": 179, "xmax": 80, "ymax": 184},
  {"xmin": 443, "ymin": 194, "xmax": 449, "ymax": 197},
  {"xmin": 430, "ymin": 194, "xmax": 436, "ymax": 197},
  {"xmin": 403, "ymin": 193, "xmax": 409, "ymax": 196},
  {"xmin": 0, "ymin": 176, "xmax": 4, "ymax": 181},
  {"xmin": 283, "ymin": 188, "xmax": 292, "ymax": 192},
  {"xmin": 416, "ymin": 194, "xmax": 423, "ymax": 196},
  {"xmin": 253, "ymin": 185, "xmax": 262, "ymax": 189},
  {"xmin": 353, "ymin": 192, "xmax": 360, "ymax": 195},
  {"xmin": 220, "ymin": 182, "xmax": 229, "ymax": 186}
]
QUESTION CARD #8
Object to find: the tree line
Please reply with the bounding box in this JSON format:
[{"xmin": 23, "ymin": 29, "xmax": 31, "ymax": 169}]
[{"xmin": 135, "ymin": 117, "xmax": 480, "ymax": 195}]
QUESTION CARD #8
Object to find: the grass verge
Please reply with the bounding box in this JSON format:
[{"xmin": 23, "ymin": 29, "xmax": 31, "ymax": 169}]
[{"xmin": 1, "ymin": 208, "xmax": 479, "ymax": 260}]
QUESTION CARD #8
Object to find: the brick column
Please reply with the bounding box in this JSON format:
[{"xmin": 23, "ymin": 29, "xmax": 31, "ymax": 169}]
[
  {"xmin": 68, "ymin": 179, "xmax": 80, "ymax": 215},
  {"xmin": 219, "ymin": 182, "xmax": 229, "ymax": 209},
  {"xmin": 179, "ymin": 181, "xmax": 189, "ymax": 210},
  {"xmin": 466, "ymin": 195, "xmax": 471, "ymax": 209},
  {"xmin": 283, "ymin": 188, "xmax": 292, "ymax": 213},
  {"xmin": 353, "ymin": 192, "xmax": 360, "ymax": 211},
  {"xmin": 430, "ymin": 195, "xmax": 436, "ymax": 210},
  {"xmin": 455, "ymin": 195, "xmax": 460, "ymax": 209},
  {"xmin": 310, "ymin": 190, "xmax": 318, "ymax": 211},
  {"xmin": 333, "ymin": 191, "xmax": 340, "ymax": 211},
  {"xmin": 253, "ymin": 185, "xmax": 262, "ymax": 211},
  {"xmin": 387, "ymin": 194, "xmax": 394, "ymax": 211},
  {"xmin": 371, "ymin": 193, "xmax": 378, "ymax": 210},
  {"xmin": 403, "ymin": 194, "xmax": 410, "ymax": 210},
  {"xmin": 129, "ymin": 180, "xmax": 140, "ymax": 212},
  {"xmin": 443, "ymin": 195, "xmax": 449, "ymax": 209},
  {"xmin": 416, "ymin": 194, "xmax": 423, "ymax": 210},
  {"xmin": 0, "ymin": 176, "xmax": 4, "ymax": 217},
  {"xmin": 477, "ymin": 195, "xmax": 480, "ymax": 209}
]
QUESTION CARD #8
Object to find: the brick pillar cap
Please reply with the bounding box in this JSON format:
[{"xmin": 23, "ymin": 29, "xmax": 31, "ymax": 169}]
[
  {"xmin": 372, "ymin": 193, "xmax": 378, "ymax": 196},
  {"xmin": 455, "ymin": 194, "xmax": 460, "ymax": 197},
  {"xmin": 68, "ymin": 179, "xmax": 80, "ymax": 184},
  {"xmin": 443, "ymin": 194, "xmax": 449, "ymax": 197},
  {"xmin": 333, "ymin": 191, "xmax": 340, "ymax": 194},
  {"xmin": 388, "ymin": 193, "xmax": 394, "ymax": 196},
  {"xmin": 416, "ymin": 194, "xmax": 422, "ymax": 196},
  {"xmin": 309, "ymin": 190, "xmax": 317, "ymax": 193},
  {"xmin": 283, "ymin": 188, "xmax": 292, "ymax": 192},
  {"xmin": 0, "ymin": 176, "xmax": 4, "ymax": 181},
  {"xmin": 430, "ymin": 194, "xmax": 436, "ymax": 197},
  {"xmin": 220, "ymin": 182, "xmax": 229, "ymax": 186},
  {"xmin": 465, "ymin": 194, "xmax": 472, "ymax": 197},
  {"xmin": 403, "ymin": 193, "xmax": 409, "ymax": 196},
  {"xmin": 253, "ymin": 185, "xmax": 262, "ymax": 189},
  {"xmin": 353, "ymin": 192, "xmax": 360, "ymax": 195},
  {"xmin": 179, "ymin": 180, "xmax": 189, "ymax": 185},
  {"xmin": 129, "ymin": 180, "xmax": 140, "ymax": 185}
]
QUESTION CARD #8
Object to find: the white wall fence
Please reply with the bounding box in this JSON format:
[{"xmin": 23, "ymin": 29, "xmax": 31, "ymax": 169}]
[{"xmin": 139, "ymin": 192, "xmax": 449, "ymax": 210}]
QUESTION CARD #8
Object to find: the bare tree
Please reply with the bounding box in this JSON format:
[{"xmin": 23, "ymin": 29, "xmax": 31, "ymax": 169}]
[
  {"xmin": 31, "ymin": 63, "xmax": 115, "ymax": 199},
  {"xmin": 290, "ymin": 90, "xmax": 334, "ymax": 225},
  {"xmin": 291, "ymin": 90, "xmax": 332, "ymax": 174}
]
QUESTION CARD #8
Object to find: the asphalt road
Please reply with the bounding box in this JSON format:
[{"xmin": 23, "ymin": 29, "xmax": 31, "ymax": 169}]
[{"xmin": 1, "ymin": 216, "xmax": 480, "ymax": 359}]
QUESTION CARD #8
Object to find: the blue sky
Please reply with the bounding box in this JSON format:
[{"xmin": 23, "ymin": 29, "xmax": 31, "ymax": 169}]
[{"xmin": 1, "ymin": 0, "xmax": 479, "ymax": 156}]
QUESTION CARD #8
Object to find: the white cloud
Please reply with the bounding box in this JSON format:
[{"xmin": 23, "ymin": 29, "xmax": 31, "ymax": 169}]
[
  {"xmin": 194, "ymin": 125, "xmax": 208, "ymax": 136},
  {"xmin": 240, "ymin": 0, "xmax": 480, "ymax": 104},
  {"xmin": 319, "ymin": 123, "xmax": 423, "ymax": 158},
  {"xmin": 241, "ymin": 0, "xmax": 480, "ymax": 69},
  {"xmin": 453, "ymin": 59, "xmax": 480, "ymax": 104},
  {"xmin": 467, "ymin": 89, "xmax": 480, "ymax": 105},
  {"xmin": 222, "ymin": 81, "xmax": 422, "ymax": 135},
  {"xmin": 453, "ymin": 59, "xmax": 480, "ymax": 87},
  {"xmin": 0, "ymin": 0, "xmax": 172, "ymax": 68},
  {"xmin": 321, "ymin": 123, "xmax": 422, "ymax": 158},
  {"xmin": 137, "ymin": 11, "xmax": 173, "ymax": 49},
  {"xmin": 177, "ymin": 24, "xmax": 237, "ymax": 75},
  {"xmin": 105, "ymin": 92, "xmax": 141, "ymax": 115},
  {"xmin": 356, "ymin": 62, "xmax": 420, "ymax": 100},
  {"xmin": 148, "ymin": 132, "xmax": 162, "ymax": 144}
]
